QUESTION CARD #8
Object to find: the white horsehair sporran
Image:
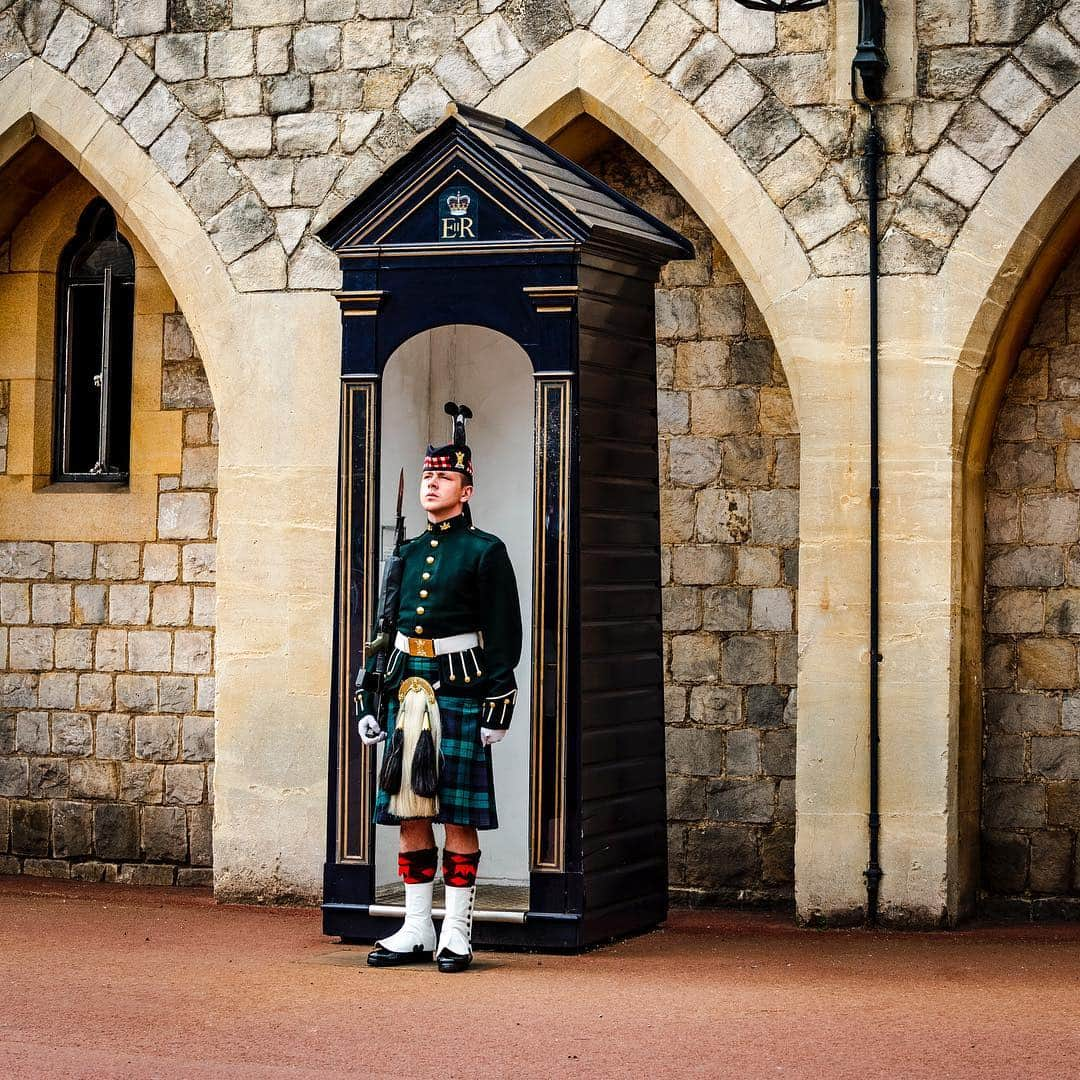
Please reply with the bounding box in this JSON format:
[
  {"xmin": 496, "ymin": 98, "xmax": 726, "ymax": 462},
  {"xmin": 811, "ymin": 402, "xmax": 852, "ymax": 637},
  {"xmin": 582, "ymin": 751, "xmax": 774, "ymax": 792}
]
[{"xmin": 387, "ymin": 676, "xmax": 442, "ymax": 818}]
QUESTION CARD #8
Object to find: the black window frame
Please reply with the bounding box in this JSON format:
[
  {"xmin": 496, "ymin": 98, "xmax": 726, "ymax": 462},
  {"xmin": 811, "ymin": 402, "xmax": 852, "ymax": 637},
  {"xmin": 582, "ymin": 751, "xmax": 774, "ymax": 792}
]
[{"xmin": 52, "ymin": 198, "xmax": 135, "ymax": 484}]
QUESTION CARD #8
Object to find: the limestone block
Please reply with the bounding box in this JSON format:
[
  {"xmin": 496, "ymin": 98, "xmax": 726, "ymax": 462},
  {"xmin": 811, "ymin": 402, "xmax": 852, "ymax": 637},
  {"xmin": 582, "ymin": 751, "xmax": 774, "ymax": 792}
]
[
  {"xmin": 232, "ymin": 0, "xmax": 304, "ymax": 29},
  {"xmin": 174, "ymin": 630, "xmax": 212, "ymax": 674},
  {"xmin": 51, "ymin": 712, "xmax": 92, "ymax": 756},
  {"xmin": 266, "ymin": 73, "xmax": 312, "ymax": 115},
  {"xmin": 96, "ymin": 714, "xmax": 132, "ymax": 760},
  {"xmin": 96, "ymin": 52, "xmax": 155, "ymax": 119},
  {"xmin": 123, "ymin": 81, "xmax": 181, "ymax": 148},
  {"xmin": 1016, "ymin": 23, "xmax": 1080, "ymax": 97},
  {"xmin": 751, "ymin": 587, "xmax": 792, "ymax": 631},
  {"xmin": 31, "ymin": 584, "xmax": 72, "ymax": 625},
  {"xmin": 275, "ymin": 112, "xmax": 338, "ymax": 154},
  {"xmin": 10, "ymin": 627, "xmax": 53, "ymax": 670},
  {"xmin": 308, "ymin": 0, "xmax": 355, "ymax": 19},
  {"xmin": 287, "ymin": 237, "xmax": 341, "ymax": 289},
  {"xmin": 655, "ymin": 288, "xmax": 700, "ymax": 339},
  {"xmin": 15, "ymin": 712, "xmax": 49, "ymax": 755},
  {"xmin": 136, "ymin": 715, "xmax": 179, "ymax": 761},
  {"xmin": 208, "ymin": 116, "xmax": 272, "ymax": 157},
  {"xmin": 950, "ymin": 99, "xmax": 1021, "ymax": 171},
  {"xmin": 141, "ymin": 804, "xmax": 188, "ymax": 861},
  {"xmin": 182, "ymin": 544, "xmax": 216, "ymax": 582},
  {"xmin": 744, "ymin": 52, "xmax": 828, "ymax": 108},
  {"xmin": 1, "ymin": 583, "xmax": 29, "ymax": 623},
  {"xmin": 109, "ymin": 585, "xmax": 151, "ymax": 626},
  {"xmin": 1021, "ymin": 493, "xmax": 1079, "ymax": 543},
  {"xmin": 979, "ymin": 59, "xmax": 1050, "ymax": 131},
  {"xmin": 69, "ymin": 760, "xmax": 117, "ymax": 800},
  {"xmin": 785, "ymin": 174, "xmax": 860, "ymax": 249},
  {"xmin": 207, "ymin": 30, "xmax": 254, "ymax": 78},
  {"xmin": 0, "ymin": 541, "xmax": 51, "ymax": 578},
  {"xmin": 721, "ymin": 435, "xmax": 770, "ymax": 486},
  {"xmin": 662, "ymin": 585, "xmax": 702, "ymax": 632},
  {"xmin": 696, "ymin": 61, "xmax": 762, "ymax": 134},
  {"xmin": 398, "ymin": 75, "xmax": 451, "ymax": 131},
  {"xmin": 276, "ymin": 208, "xmax": 311, "ymax": 256},
  {"xmin": 695, "ymin": 488, "xmax": 750, "ymax": 544},
  {"xmin": 668, "ymin": 435, "xmax": 722, "ymax": 486},
  {"xmin": 675, "ymin": 340, "xmax": 729, "ymax": 387},
  {"xmin": 666, "ymin": 725, "xmax": 724, "ymax": 775},
  {"xmin": 708, "ymin": 778, "xmax": 774, "ymax": 823},
  {"xmin": 657, "ymin": 390, "xmax": 689, "ymax": 434},
  {"xmin": 702, "ymin": 586, "xmax": 750, "ymax": 632},
  {"xmin": 630, "ymin": 1, "xmax": 699, "ymax": 76},
  {"xmin": 987, "ymin": 546, "xmax": 1063, "ymax": 588},
  {"xmin": 722, "ymin": 634, "xmax": 774, "ymax": 684},
  {"xmin": 159, "ymin": 676, "xmax": 195, "ymax": 713},
  {"xmin": 697, "ymin": 285, "xmax": 743, "ymax": 337},
  {"xmin": 196, "ymin": 677, "xmax": 215, "ymax": 712},
  {"xmin": 119, "ymin": 761, "xmax": 164, "ymax": 803},
  {"xmin": 685, "ymin": 824, "xmax": 757, "ymax": 887},
  {"xmin": 1018, "ymin": 638, "xmax": 1076, "ymax": 689},
  {"xmin": 758, "ymin": 136, "xmax": 825, "ymax": 208},
  {"xmin": 143, "ymin": 545, "xmax": 179, "ymax": 583},
  {"xmin": 294, "ymin": 25, "xmax": 341, "ymax": 74},
  {"xmin": 462, "ymin": 14, "xmax": 528, "ymax": 82},
  {"xmin": 433, "ymin": 47, "xmax": 490, "ymax": 106},
  {"xmin": 691, "ymin": 388, "xmax": 757, "ymax": 436},
  {"xmin": 27, "ymin": 758, "xmax": 67, "ymax": 799},
  {"xmin": 665, "ymin": 33, "xmax": 733, "ymax": 101},
  {"xmin": 53, "ymin": 543, "xmax": 94, "ymax": 581},
  {"xmin": 67, "ymin": 27, "xmax": 123, "ymax": 92},
  {"xmin": 39, "ymin": 673, "xmax": 78, "ymax": 710},
  {"xmin": 750, "ymin": 490, "xmax": 798, "ymax": 545},
  {"xmin": 893, "ymin": 181, "xmax": 965, "ymax": 248},
  {"xmin": 729, "ymin": 94, "xmax": 802, "ymax": 173},
  {"xmin": 155, "ymin": 33, "xmax": 206, "ymax": 83},
  {"xmin": 918, "ymin": 0, "xmax": 972, "ymax": 46},
  {"xmin": 923, "ymin": 46, "xmax": 1001, "ymax": 98},
  {"xmin": 188, "ymin": 805, "xmax": 213, "ymax": 866},
  {"xmin": 986, "ymin": 589, "xmax": 1044, "ymax": 634},
  {"xmin": 73, "ymin": 585, "xmax": 106, "ymax": 626},
  {"xmin": 165, "ymin": 763, "xmax": 205, "ymax": 805},
  {"xmin": 660, "ymin": 488, "xmax": 695, "ymax": 543},
  {"xmin": 129, "ymin": 630, "xmax": 173, "ymax": 673},
  {"xmin": 255, "ymin": 26, "xmax": 290, "ymax": 74},
  {"xmin": 342, "ymin": 19, "xmax": 393, "ymax": 70},
  {"xmin": 923, "ymin": 142, "xmax": 993, "ymax": 210},
  {"xmin": 41, "ymin": 9, "xmax": 92, "ymax": 71},
  {"xmin": 0, "ymin": 674, "xmax": 37, "ymax": 709}
]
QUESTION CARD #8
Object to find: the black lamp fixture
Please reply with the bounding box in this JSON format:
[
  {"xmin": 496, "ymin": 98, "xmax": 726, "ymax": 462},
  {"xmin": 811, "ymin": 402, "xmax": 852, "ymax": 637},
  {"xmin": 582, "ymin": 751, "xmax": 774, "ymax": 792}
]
[{"xmin": 729, "ymin": 0, "xmax": 887, "ymax": 102}]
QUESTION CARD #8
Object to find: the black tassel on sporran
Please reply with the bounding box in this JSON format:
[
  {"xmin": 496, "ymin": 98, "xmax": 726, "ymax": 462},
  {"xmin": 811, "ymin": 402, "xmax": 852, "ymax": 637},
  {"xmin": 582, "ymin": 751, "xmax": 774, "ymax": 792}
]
[
  {"xmin": 379, "ymin": 727, "xmax": 404, "ymax": 794},
  {"xmin": 411, "ymin": 725, "xmax": 439, "ymax": 798}
]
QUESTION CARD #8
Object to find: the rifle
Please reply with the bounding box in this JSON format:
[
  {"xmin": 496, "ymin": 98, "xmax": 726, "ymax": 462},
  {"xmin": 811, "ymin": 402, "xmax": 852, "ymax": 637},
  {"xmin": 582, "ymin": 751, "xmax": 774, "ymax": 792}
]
[{"xmin": 356, "ymin": 469, "xmax": 406, "ymax": 729}]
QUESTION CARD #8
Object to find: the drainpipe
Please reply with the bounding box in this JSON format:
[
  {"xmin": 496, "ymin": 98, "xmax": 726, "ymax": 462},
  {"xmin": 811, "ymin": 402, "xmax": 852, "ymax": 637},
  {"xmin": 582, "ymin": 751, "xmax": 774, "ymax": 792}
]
[{"xmin": 852, "ymin": 1, "xmax": 888, "ymax": 925}]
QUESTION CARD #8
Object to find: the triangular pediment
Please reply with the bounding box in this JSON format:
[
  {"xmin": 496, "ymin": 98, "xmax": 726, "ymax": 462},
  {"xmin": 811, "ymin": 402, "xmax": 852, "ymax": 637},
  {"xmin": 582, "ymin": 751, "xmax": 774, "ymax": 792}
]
[{"xmin": 319, "ymin": 105, "xmax": 693, "ymax": 261}]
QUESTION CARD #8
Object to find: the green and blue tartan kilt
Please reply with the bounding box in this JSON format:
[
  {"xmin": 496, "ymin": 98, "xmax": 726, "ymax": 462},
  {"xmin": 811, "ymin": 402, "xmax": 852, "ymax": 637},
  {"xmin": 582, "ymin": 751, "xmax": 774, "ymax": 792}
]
[{"xmin": 373, "ymin": 654, "xmax": 499, "ymax": 830}]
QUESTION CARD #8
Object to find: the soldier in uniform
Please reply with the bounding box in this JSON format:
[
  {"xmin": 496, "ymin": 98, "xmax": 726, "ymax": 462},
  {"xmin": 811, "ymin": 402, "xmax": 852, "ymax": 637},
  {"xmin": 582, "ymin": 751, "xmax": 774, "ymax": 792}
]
[{"xmin": 358, "ymin": 403, "xmax": 521, "ymax": 973}]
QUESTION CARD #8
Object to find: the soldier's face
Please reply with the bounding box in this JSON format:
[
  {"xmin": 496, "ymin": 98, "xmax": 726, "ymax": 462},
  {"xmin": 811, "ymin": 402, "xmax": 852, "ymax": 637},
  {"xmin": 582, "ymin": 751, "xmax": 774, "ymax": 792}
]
[{"xmin": 421, "ymin": 470, "xmax": 472, "ymax": 519}]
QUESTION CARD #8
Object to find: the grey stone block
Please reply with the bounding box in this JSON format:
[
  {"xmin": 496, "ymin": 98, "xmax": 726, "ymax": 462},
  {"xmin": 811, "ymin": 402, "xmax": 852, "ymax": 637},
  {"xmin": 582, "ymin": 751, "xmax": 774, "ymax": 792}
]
[
  {"xmin": 116, "ymin": 0, "xmax": 168, "ymax": 37},
  {"xmin": 165, "ymin": 763, "xmax": 205, "ymax": 805},
  {"xmin": 160, "ymin": 676, "xmax": 195, "ymax": 714},
  {"xmin": 294, "ymin": 23, "xmax": 341, "ymax": 73},
  {"xmin": 1, "ymin": 583, "xmax": 29, "ymax": 624},
  {"xmin": 52, "ymin": 801, "xmax": 93, "ymax": 857},
  {"xmin": 96, "ymin": 51, "xmax": 155, "ymax": 118},
  {"xmin": 187, "ymin": 807, "xmax": 212, "ymax": 867},
  {"xmin": 922, "ymin": 46, "xmax": 1001, "ymax": 99},
  {"xmin": 207, "ymin": 29, "xmax": 253, "ymax": 77},
  {"xmin": 746, "ymin": 684, "xmax": 787, "ymax": 728},
  {"xmin": 120, "ymin": 762, "xmax": 164, "ymax": 804},
  {"xmin": 109, "ymin": 585, "xmax": 151, "ymax": 625},
  {"xmin": 293, "ymin": 157, "xmax": 343, "ymax": 207},
  {"xmin": 266, "ymin": 74, "xmax": 312, "ymax": 115},
  {"xmin": 1029, "ymin": 830, "xmax": 1072, "ymax": 894},
  {"xmin": 209, "ymin": 115, "xmax": 272, "ymax": 157},
  {"xmin": 725, "ymin": 728, "xmax": 760, "ymax": 777},
  {"xmin": 1, "ymin": 673, "xmax": 38, "ymax": 708},
  {"xmin": 728, "ymin": 95, "xmax": 802, "ymax": 174},
  {"xmin": 1016, "ymin": 23, "xmax": 1080, "ymax": 97},
  {"xmin": 116, "ymin": 675, "xmax": 158, "ymax": 713},
  {"xmin": 0, "ymin": 714, "xmax": 12, "ymax": 755},
  {"xmin": 135, "ymin": 716, "xmax": 179, "ymax": 761},
  {"xmin": 688, "ymin": 685, "xmax": 741, "ymax": 726},
  {"xmin": 721, "ymin": 635, "xmax": 774, "ymax": 686},
  {"xmin": 53, "ymin": 542, "xmax": 94, "ymax": 581},
  {"xmin": 981, "ymin": 829, "xmax": 1029, "ymax": 894},
  {"xmin": 28, "ymin": 758, "xmax": 68, "ymax": 799},
  {"xmin": 0, "ymin": 757, "xmax": 28, "ymax": 797},
  {"xmin": 67, "ymin": 26, "xmax": 123, "ymax": 92},
  {"xmin": 762, "ymin": 825, "xmax": 795, "ymax": 884},
  {"xmin": 182, "ymin": 715, "xmax": 214, "ymax": 761},
  {"xmin": 94, "ymin": 802, "xmax": 138, "ymax": 860},
  {"xmin": 666, "ymin": 726, "xmax": 724, "ymax": 777},
  {"xmin": 150, "ymin": 113, "xmax": 213, "ymax": 185},
  {"xmin": 124, "ymin": 81, "xmax": 182, "ymax": 148},
  {"xmin": 96, "ymin": 714, "xmax": 132, "ymax": 760},
  {"xmin": 1031, "ymin": 736, "xmax": 1080, "ymax": 780},
  {"xmin": 461, "ymin": 14, "xmax": 527, "ymax": 81},
  {"xmin": 41, "ymin": 9, "xmax": 92, "ymax": 70},
  {"xmin": 77, "ymin": 673, "xmax": 113, "ymax": 711},
  {"xmin": 52, "ymin": 712, "xmax": 92, "ymax": 756},
  {"xmin": 983, "ymin": 782, "xmax": 1046, "ymax": 829},
  {"xmin": 30, "ymin": 584, "xmax": 70, "ymax": 625},
  {"xmin": 11, "ymin": 800, "xmax": 50, "ymax": 855},
  {"xmin": 987, "ymin": 546, "xmax": 1064, "ymax": 588},
  {"xmin": 15, "ymin": 712, "xmax": 49, "ymax": 755},
  {"xmin": 702, "ymin": 587, "xmax": 750, "ymax": 632},
  {"xmin": 141, "ymin": 805, "xmax": 188, "ymax": 861},
  {"xmin": 762, "ymin": 729, "xmax": 796, "ymax": 777},
  {"xmin": 433, "ymin": 46, "xmax": 491, "ymax": 107},
  {"xmin": 685, "ymin": 823, "xmax": 758, "ymax": 887},
  {"xmin": 208, "ymin": 195, "xmax": 275, "ymax": 264},
  {"xmin": 39, "ymin": 672, "xmax": 77, "ymax": 710},
  {"xmin": 73, "ymin": 585, "xmax": 106, "ymax": 626},
  {"xmin": 667, "ymin": 774, "xmax": 706, "ymax": 820},
  {"xmin": 275, "ymin": 112, "xmax": 339, "ymax": 155},
  {"xmin": 708, "ymin": 778, "xmax": 774, "ymax": 824},
  {"xmin": 0, "ymin": 542, "xmax": 51, "ymax": 578},
  {"xmin": 981, "ymin": 59, "xmax": 1051, "ymax": 132},
  {"xmin": 155, "ymin": 32, "xmax": 206, "ymax": 82}
]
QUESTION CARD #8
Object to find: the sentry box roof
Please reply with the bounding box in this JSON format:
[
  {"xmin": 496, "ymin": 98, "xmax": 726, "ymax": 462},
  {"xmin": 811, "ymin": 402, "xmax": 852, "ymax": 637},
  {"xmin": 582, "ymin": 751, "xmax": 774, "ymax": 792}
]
[{"xmin": 318, "ymin": 103, "xmax": 693, "ymax": 264}]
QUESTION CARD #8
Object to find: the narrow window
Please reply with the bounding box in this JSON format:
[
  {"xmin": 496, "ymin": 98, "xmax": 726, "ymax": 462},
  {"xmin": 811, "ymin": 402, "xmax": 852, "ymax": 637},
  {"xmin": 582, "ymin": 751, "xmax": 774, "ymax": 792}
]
[{"xmin": 53, "ymin": 198, "xmax": 135, "ymax": 482}]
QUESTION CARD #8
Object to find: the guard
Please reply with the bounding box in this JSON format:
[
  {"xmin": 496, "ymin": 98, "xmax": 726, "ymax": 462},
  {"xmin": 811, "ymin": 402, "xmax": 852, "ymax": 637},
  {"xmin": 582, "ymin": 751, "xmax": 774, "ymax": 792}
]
[{"xmin": 357, "ymin": 402, "xmax": 522, "ymax": 972}]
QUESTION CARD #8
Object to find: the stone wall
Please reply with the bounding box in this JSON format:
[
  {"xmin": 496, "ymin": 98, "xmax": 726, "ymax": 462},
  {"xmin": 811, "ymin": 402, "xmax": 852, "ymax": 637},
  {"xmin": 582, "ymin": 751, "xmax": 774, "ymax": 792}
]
[
  {"xmin": 982, "ymin": 241, "xmax": 1080, "ymax": 915},
  {"xmin": 584, "ymin": 141, "xmax": 798, "ymax": 906},
  {"xmin": 0, "ymin": 310, "xmax": 217, "ymax": 886}
]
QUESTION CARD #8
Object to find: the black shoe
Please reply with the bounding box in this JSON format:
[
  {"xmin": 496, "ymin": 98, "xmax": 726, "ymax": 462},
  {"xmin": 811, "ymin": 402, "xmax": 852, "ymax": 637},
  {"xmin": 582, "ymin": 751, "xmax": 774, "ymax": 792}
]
[
  {"xmin": 436, "ymin": 948, "xmax": 472, "ymax": 973},
  {"xmin": 367, "ymin": 943, "xmax": 433, "ymax": 967}
]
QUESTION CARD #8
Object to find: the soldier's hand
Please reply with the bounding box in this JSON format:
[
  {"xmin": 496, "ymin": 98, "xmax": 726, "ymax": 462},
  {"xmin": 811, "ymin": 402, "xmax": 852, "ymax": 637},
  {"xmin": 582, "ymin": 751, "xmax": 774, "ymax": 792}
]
[
  {"xmin": 359, "ymin": 715, "xmax": 386, "ymax": 745},
  {"xmin": 480, "ymin": 727, "xmax": 506, "ymax": 747}
]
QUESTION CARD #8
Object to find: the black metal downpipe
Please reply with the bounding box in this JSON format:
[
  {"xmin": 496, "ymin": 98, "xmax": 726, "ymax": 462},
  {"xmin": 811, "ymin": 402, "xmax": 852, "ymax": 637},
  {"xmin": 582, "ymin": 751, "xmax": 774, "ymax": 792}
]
[
  {"xmin": 863, "ymin": 109, "xmax": 884, "ymax": 925},
  {"xmin": 852, "ymin": 0, "xmax": 888, "ymax": 926}
]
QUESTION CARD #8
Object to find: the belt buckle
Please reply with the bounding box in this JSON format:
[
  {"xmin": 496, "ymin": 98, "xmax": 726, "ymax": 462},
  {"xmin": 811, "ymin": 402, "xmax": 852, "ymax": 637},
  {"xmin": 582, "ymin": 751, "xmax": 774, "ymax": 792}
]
[{"xmin": 408, "ymin": 637, "xmax": 435, "ymax": 658}]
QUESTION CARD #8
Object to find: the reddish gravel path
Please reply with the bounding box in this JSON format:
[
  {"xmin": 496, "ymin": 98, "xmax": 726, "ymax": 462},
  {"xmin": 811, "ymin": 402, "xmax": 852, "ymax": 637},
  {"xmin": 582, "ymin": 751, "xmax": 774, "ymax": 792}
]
[{"xmin": 1, "ymin": 876, "xmax": 1078, "ymax": 1079}]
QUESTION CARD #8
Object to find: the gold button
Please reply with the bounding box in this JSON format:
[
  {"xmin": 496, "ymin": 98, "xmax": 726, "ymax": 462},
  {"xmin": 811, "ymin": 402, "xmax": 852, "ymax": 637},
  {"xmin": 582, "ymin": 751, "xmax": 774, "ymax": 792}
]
[
  {"xmin": 422, "ymin": 572, "xmax": 430, "ymax": 580},
  {"xmin": 414, "ymin": 625, "xmax": 423, "ymax": 634},
  {"xmin": 419, "ymin": 590, "xmax": 428, "ymax": 598},
  {"xmin": 416, "ymin": 606, "xmax": 425, "ymax": 615},
  {"xmin": 426, "ymin": 556, "xmax": 434, "ymax": 564},
  {"xmin": 430, "ymin": 539, "xmax": 439, "ymax": 548}
]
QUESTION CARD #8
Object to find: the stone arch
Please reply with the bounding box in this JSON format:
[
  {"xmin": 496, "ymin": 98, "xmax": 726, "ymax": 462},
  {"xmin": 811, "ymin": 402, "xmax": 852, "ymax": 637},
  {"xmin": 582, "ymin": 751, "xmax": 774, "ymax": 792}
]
[
  {"xmin": 946, "ymin": 82, "xmax": 1080, "ymax": 915},
  {"xmin": 0, "ymin": 59, "xmax": 236, "ymax": 413},
  {"xmin": 480, "ymin": 29, "xmax": 811, "ymax": 412}
]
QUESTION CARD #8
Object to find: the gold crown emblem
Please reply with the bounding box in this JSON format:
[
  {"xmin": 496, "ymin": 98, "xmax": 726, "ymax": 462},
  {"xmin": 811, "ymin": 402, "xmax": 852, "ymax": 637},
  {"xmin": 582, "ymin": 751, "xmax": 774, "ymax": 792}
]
[{"xmin": 446, "ymin": 191, "xmax": 470, "ymax": 216}]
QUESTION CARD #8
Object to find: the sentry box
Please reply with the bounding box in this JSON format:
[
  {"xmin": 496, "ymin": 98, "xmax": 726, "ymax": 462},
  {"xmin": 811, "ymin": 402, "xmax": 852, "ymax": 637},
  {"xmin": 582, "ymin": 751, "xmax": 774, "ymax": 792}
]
[{"xmin": 320, "ymin": 105, "xmax": 692, "ymax": 951}]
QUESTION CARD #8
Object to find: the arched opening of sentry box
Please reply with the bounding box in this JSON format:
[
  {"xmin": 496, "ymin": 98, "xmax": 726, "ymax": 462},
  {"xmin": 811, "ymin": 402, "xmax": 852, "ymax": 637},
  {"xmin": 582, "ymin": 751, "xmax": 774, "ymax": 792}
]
[{"xmin": 374, "ymin": 324, "xmax": 535, "ymax": 902}]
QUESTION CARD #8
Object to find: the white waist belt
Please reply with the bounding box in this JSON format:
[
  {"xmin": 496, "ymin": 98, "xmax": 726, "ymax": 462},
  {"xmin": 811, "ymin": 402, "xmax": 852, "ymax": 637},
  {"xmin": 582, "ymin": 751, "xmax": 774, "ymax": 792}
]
[{"xmin": 394, "ymin": 630, "xmax": 480, "ymax": 657}]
